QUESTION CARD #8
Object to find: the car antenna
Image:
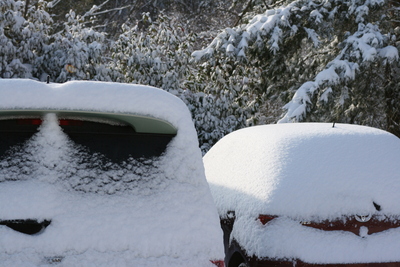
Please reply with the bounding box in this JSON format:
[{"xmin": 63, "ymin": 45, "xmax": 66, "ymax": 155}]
[{"xmin": 46, "ymin": 75, "xmax": 50, "ymax": 84}]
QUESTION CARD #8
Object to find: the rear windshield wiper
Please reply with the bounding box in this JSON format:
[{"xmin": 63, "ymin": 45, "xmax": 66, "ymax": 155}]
[{"xmin": 0, "ymin": 219, "xmax": 51, "ymax": 235}]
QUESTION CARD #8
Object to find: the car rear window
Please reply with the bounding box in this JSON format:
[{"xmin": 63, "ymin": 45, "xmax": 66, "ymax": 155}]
[
  {"xmin": 0, "ymin": 117, "xmax": 174, "ymax": 162},
  {"xmin": 0, "ymin": 119, "xmax": 39, "ymax": 157},
  {"xmin": 0, "ymin": 114, "xmax": 176, "ymax": 193}
]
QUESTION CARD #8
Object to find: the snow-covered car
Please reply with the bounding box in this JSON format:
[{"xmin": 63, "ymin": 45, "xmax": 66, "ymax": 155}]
[
  {"xmin": 0, "ymin": 79, "xmax": 224, "ymax": 267},
  {"xmin": 203, "ymin": 123, "xmax": 400, "ymax": 267}
]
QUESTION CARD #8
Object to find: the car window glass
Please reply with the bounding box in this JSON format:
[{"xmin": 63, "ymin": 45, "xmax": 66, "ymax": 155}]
[
  {"xmin": 0, "ymin": 113, "xmax": 175, "ymax": 194},
  {"xmin": 0, "ymin": 118, "xmax": 40, "ymax": 156},
  {"xmin": 59, "ymin": 118, "xmax": 173, "ymax": 162}
]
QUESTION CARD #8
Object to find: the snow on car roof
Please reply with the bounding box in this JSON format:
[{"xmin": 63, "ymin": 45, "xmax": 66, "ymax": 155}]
[
  {"xmin": 0, "ymin": 79, "xmax": 223, "ymax": 266},
  {"xmin": 204, "ymin": 123, "xmax": 400, "ymax": 220}
]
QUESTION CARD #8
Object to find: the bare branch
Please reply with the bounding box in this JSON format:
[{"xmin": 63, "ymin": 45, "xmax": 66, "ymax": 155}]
[
  {"xmin": 234, "ymin": 0, "xmax": 254, "ymax": 27},
  {"xmin": 23, "ymin": 0, "xmax": 30, "ymax": 19},
  {"xmin": 89, "ymin": 5, "xmax": 132, "ymax": 17}
]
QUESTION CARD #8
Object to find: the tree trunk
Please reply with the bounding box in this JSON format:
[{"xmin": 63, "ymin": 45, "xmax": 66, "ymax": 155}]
[{"xmin": 384, "ymin": 63, "xmax": 400, "ymax": 138}]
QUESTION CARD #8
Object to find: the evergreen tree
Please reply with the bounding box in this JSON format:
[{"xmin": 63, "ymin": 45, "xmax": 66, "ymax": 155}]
[
  {"xmin": 0, "ymin": 0, "xmax": 52, "ymax": 78},
  {"xmin": 0, "ymin": 0, "xmax": 113, "ymax": 81},
  {"xmin": 36, "ymin": 8, "xmax": 112, "ymax": 82},
  {"xmin": 193, "ymin": 0, "xmax": 400, "ymax": 138},
  {"xmin": 111, "ymin": 12, "xmax": 194, "ymax": 94}
]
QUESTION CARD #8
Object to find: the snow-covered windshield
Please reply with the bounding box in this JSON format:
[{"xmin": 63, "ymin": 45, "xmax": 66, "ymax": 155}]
[{"xmin": 0, "ymin": 113, "xmax": 174, "ymax": 194}]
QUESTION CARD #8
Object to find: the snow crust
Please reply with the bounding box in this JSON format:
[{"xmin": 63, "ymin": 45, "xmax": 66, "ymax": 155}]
[
  {"xmin": 0, "ymin": 79, "xmax": 224, "ymax": 266},
  {"xmin": 204, "ymin": 123, "xmax": 400, "ymax": 263}
]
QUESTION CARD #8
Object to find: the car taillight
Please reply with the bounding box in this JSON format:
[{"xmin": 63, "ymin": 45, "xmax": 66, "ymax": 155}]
[
  {"xmin": 16, "ymin": 119, "xmax": 83, "ymax": 126},
  {"xmin": 59, "ymin": 119, "xmax": 83, "ymax": 126},
  {"xmin": 17, "ymin": 119, "xmax": 42, "ymax": 125},
  {"xmin": 258, "ymin": 215, "xmax": 277, "ymax": 225},
  {"xmin": 211, "ymin": 260, "xmax": 225, "ymax": 267}
]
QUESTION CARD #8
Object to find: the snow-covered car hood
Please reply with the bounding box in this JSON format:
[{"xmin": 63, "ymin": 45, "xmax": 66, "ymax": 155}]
[{"xmin": 0, "ymin": 79, "xmax": 224, "ymax": 266}]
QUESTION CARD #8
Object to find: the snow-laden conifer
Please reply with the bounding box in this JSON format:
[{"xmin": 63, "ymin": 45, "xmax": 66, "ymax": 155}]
[
  {"xmin": 192, "ymin": 0, "xmax": 400, "ymax": 138},
  {"xmin": 0, "ymin": 0, "xmax": 51, "ymax": 78},
  {"xmin": 37, "ymin": 8, "xmax": 112, "ymax": 82},
  {"xmin": 111, "ymin": 12, "xmax": 193, "ymax": 94}
]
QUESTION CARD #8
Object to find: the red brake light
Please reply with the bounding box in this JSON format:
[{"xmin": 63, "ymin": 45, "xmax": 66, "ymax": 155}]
[
  {"xmin": 211, "ymin": 260, "xmax": 225, "ymax": 267},
  {"xmin": 258, "ymin": 215, "xmax": 277, "ymax": 225},
  {"xmin": 16, "ymin": 119, "xmax": 83, "ymax": 126},
  {"xmin": 59, "ymin": 119, "xmax": 83, "ymax": 126},
  {"xmin": 17, "ymin": 119, "xmax": 42, "ymax": 125}
]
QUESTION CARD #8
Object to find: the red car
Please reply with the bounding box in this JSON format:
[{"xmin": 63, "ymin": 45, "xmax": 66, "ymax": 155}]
[{"xmin": 204, "ymin": 123, "xmax": 400, "ymax": 267}]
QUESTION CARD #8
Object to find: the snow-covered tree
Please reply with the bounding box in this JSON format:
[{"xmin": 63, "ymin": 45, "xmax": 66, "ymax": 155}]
[
  {"xmin": 193, "ymin": 0, "xmax": 400, "ymax": 137},
  {"xmin": 111, "ymin": 12, "xmax": 194, "ymax": 94},
  {"xmin": 36, "ymin": 7, "xmax": 113, "ymax": 82},
  {"xmin": 0, "ymin": 0, "xmax": 52, "ymax": 78},
  {"xmin": 1, "ymin": 0, "xmax": 113, "ymax": 82},
  {"xmin": 185, "ymin": 51, "xmax": 265, "ymax": 153}
]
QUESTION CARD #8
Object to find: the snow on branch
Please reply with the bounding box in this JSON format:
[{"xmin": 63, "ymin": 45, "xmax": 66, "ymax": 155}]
[
  {"xmin": 194, "ymin": 0, "xmax": 371, "ymax": 60},
  {"xmin": 192, "ymin": 0, "xmax": 300, "ymax": 61},
  {"xmin": 192, "ymin": 0, "xmax": 389, "ymax": 62},
  {"xmin": 279, "ymin": 23, "xmax": 398, "ymax": 123},
  {"xmin": 304, "ymin": 27, "xmax": 320, "ymax": 47}
]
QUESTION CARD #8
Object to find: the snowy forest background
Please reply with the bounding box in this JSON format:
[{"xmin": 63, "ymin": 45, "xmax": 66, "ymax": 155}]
[{"xmin": 1, "ymin": 0, "xmax": 399, "ymax": 153}]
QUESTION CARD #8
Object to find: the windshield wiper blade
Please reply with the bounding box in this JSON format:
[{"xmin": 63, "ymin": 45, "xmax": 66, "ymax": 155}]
[{"xmin": 0, "ymin": 219, "xmax": 51, "ymax": 235}]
